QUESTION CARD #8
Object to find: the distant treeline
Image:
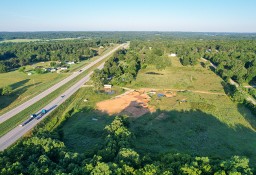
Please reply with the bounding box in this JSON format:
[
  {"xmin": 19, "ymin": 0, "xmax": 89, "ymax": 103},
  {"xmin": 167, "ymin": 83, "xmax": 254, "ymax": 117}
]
[
  {"xmin": 1, "ymin": 31, "xmax": 256, "ymax": 41},
  {"xmin": 0, "ymin": 40, "xmax": 113, "ymax": 72}
]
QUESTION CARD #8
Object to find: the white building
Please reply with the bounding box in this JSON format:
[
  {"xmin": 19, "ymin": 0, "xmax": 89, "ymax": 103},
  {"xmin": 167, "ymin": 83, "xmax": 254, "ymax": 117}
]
[{"xmin": 169, "ymin": 53, "xmax": 177, "ymax": 57}]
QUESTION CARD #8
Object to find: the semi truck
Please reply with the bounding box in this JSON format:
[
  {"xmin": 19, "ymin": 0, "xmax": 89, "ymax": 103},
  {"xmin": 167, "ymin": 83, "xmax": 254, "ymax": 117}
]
[
  {"xmin": 36, "ymin": 109, "xmax": 47, "ymax": 120},
  {"xmin": 19, "ymin": 109, "xmax": 47, "ymax": 126}
]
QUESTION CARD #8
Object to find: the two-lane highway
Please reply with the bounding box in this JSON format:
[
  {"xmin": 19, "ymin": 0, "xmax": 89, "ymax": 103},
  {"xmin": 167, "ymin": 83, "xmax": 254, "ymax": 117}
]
[{"xmin": 0, "ymin": 43, "xmax": 128, "ymax": 151}]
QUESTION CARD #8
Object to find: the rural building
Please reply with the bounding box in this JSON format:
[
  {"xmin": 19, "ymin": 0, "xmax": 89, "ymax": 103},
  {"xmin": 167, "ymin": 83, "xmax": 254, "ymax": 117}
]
[
  {"xmin": 60, "ymin": 67, "xmax": 68, "ymax": 70},
  {"xmin": 169, "ymin": 53, "xmax": 177, "ymax": 57},
  {"xmin": 104, "ymin": 84, "xmax": 112, "ymax": 89},
  {"xmin": 67, "ymin": 61, "xmax": 75, "ymax": 65},
  {"xmin": 104, "ymin": 84, "xmax": 112, "ymax": 93},
  {"xmin": 50, "ymin": 68, "xmax": 56, "ymax": 72}
]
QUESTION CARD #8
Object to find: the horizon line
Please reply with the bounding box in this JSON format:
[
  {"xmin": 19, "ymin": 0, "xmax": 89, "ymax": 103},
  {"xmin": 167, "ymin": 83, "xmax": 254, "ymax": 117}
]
[{"xmin": 0, "ymin": 30, "xmax": 256, "ymax": 34}]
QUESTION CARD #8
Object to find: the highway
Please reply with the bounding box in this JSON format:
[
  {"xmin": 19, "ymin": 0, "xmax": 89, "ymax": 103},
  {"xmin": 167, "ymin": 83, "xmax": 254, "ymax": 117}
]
[
  {"xmin": 0, "ymin": 43, "xmax": 126, "ymax": 124},
  {"xmin": 0, "ymin": 43, "xmax": 128, "ymax": 151}
]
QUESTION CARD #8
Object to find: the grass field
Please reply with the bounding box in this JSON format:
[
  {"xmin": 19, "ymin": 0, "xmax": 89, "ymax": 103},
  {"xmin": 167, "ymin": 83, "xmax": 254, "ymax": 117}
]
[
  {"xmin": 59, "ymin": 57, "xmax": 256, "ymax": 165},
  {"xmin": 0, "ymin": 39, "xmax": 42, "ymax": 43},
  {"xmin": 0, "ymin": 69, "xmax": 67, "ymax": 114},
  {"xmin": 0, "ymin": 45, "xmax": 115, "ymax": 115},
  {"xmin": 130, "ymin": 62, "xmax": 224, "ymax": 92}
]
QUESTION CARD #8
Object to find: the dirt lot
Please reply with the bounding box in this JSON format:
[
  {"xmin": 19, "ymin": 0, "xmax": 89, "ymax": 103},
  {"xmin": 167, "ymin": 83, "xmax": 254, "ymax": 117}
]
[
  {"xmin": 96, "ymin": 89, "xmax": 155, "ymax": 117},
  {"xmin": 96, "ymin": 88, "xmax": 179, "ymax": 117}
]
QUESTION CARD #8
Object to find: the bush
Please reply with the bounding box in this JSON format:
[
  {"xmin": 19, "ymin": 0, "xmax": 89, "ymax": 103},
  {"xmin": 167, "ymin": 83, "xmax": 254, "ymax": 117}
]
[{"xmin": 2, "ymin": 85, "xmax": 12, "ymax": 96}]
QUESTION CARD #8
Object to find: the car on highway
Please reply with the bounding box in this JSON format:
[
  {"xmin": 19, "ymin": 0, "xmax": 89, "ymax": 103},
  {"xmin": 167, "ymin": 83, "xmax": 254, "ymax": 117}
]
[
  {"xmin": 79, "ymin": 69, "xmax": 83, "ymax": 72},
  {"xmin": 30, "ymin": 114, "xmax": 37, "ymax": 118}
]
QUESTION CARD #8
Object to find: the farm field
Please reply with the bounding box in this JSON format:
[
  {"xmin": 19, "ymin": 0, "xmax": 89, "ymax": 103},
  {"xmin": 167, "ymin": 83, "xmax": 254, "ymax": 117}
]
[
  {"xmin": 0, "ymin": 45, "xmax": 115, "ymax": 115},
  {"xmin": 0, "ymin": 39, "xmax": 42, "ymax": 43},
  {"xmin": 60, "ymin": 57, "xmax": 256, "ymax": 164}
]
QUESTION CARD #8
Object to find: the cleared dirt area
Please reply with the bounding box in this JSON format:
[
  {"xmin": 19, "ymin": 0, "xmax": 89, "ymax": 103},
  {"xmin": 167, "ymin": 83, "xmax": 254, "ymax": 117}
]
[
  {"xmin": 96, "ymin": 87, "xmax": 226, "ymax": 118},
  {"xmin": 96, "ymin": 89, "xmax": 155, "ymax": 117}
]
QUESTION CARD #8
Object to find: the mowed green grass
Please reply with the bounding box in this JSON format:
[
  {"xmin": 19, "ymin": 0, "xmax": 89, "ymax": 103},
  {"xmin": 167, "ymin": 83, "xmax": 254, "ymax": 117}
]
[
  {"xmin": 131, "ymin": 59, "xmax": 224, "ymax": 93},
  {"xmin": 0, "ymin": 69, "xmax": 67, "ymax": 114},
  {"xmin": 59, "ymin": 57, "xmax": 256, "ymax": 163},
  {"xmin": 0, "ymin": 45, "xmax": 114, "ymax": 115}
]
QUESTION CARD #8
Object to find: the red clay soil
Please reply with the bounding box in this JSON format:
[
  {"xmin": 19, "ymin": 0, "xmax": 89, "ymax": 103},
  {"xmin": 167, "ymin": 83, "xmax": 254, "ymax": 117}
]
[{"xmin": 96, "ymin": 90, "xmax": 155, "ymax": 117}]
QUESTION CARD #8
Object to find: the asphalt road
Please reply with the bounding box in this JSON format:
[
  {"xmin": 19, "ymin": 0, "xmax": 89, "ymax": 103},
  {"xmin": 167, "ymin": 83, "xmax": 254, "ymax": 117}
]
[
  {"xmin": 0, "ymin": 44, "xmax": 126, "ymax": 124},
  {"xmin": 0, "ymin": 43, "xmax": 128, "ymax": 151}
]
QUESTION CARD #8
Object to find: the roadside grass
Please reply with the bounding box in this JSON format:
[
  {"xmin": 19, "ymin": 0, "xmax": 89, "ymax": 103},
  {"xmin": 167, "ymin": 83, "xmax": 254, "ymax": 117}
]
[
  {"xmin": 0, "ymin": 45, "xmax": 115, "ymax": 115},
  {"xmin": 0, "ymin": 47, "xmax": 118, "ymax": 137},
  {"xmin": 0, "ymin": 70, "xmax": 67, "ymax": 114},
  {"xmin": 33, "ymin": 87, "xmax": 122, "ymax": 152}
]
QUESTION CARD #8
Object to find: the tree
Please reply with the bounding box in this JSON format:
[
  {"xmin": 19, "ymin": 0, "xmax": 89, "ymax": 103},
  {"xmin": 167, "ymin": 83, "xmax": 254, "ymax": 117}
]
[
  {"xmin": 0, "ymin": 63, "xmax": 7, "ymax": 73},
  {"xmin": 18, "ymin": 66, "xmax": 26, "ymax": 72},
  {"xmin": 116, "ymin": 148, "xmax": 140, "ymax": 167},
  {"xmin": 2, "ymin": 85, "xmax": 12, "ymax": 96},
  {"xmin": 91, "ymin": 69, "xmax": 105, "ymax": 90},
  {"xmin": 50, "ymin": 62, "xmax": 57, "ymax": 67},
  {"xmin": 91, "ymin": 162, "xmax": 112, "ymax": 175}
]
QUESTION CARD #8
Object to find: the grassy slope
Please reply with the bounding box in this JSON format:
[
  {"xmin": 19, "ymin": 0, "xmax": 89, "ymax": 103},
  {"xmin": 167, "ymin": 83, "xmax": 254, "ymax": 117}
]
[
  {"xmin": 0, "ymin": 46, "xmax": 115, "ymax": 115},
  {"xmin": 60, "ymin": 57, "xmax": 256, "ymax": 164}
]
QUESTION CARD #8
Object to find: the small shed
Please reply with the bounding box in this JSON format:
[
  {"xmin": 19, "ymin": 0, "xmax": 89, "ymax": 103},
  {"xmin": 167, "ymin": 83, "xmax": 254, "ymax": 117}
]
[
  {"xmin": 169, "ymin": 53, "xmax": 177, "ymax": 57},
  {"xmin": 104, "ymin": 84, "xmax": 112, "ymax": 89},
  {"xmin": 60, "ymin": 67, "xmax": 68, "ymax": 70},
  {"xmin": 67, "ymin": 61, "xmax": 75, "ymax": 65}
]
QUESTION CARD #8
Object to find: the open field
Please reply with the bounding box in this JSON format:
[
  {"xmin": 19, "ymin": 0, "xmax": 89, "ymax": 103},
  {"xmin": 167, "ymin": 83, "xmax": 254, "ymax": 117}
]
[
  {"xmin": 0, "ymin": 45, "xmax": 115, "ymax": 115},
  {"xmin": 0, "ymin": 39, "xmax": 42, "ymax": 43},
  {"xmin": 59, "ymin": 58, "xmax": 256, "ymax": 164},
  {"xmin": 0, "ymin": 69, "xmax": 67, "ymax": 114},
  {"xmin": 130, "ymin": 58, "xmax": 224, "ymax": 93}
]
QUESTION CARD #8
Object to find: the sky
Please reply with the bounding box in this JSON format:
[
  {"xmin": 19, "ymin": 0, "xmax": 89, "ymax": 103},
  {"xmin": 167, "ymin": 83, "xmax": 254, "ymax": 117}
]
[{"xmin": 0, "ymin": 0, "xmax": 255, "ymax": 32}]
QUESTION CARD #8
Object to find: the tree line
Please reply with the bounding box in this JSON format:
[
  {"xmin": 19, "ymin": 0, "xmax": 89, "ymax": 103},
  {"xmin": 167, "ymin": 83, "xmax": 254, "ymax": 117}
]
[
  {"xmin": 91, "ymin": 48, "xmax": 141, "ymax": 88},
  {"xmin": 0, "ymin": 116, "xmax": 253, "ymax": 174},
  {"xmin": 0, "ymin": 40, "xmax": 114, "ymax": 73}
]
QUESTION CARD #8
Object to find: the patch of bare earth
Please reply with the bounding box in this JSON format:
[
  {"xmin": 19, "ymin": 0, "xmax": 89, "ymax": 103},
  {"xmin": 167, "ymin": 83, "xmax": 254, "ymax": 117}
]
[{"xmin": 96, "ymin": 90, "xmax": 155, "ymax": 117}]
